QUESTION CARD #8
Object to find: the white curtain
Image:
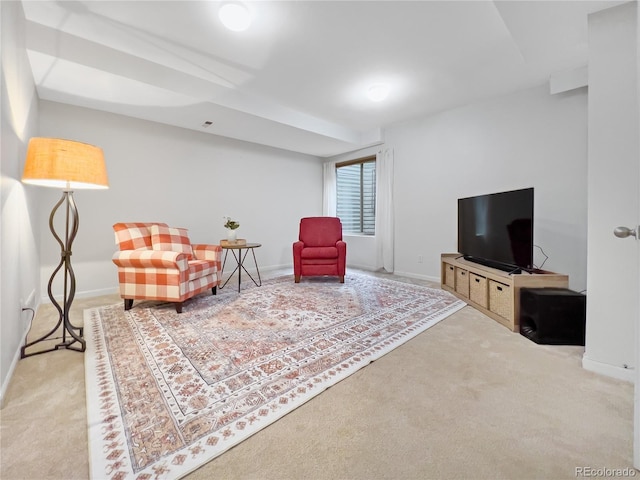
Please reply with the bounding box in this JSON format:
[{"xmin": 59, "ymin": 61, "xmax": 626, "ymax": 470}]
[
  {"xmin": 375, "ymin": 148, "xmax": 394, "ymax": 272},
  {"xmin": 322, "ymin": 160, "xmax": 337, "ymax": 216}
]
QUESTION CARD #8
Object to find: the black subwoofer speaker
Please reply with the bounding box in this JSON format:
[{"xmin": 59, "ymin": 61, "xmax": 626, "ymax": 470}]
[{"xmin": 519, "ymin": 288, "xmax": 586, "ymax": 345}]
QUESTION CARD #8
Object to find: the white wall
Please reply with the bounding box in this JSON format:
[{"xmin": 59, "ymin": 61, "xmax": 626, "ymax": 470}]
[
  {"xmin": 0, "ymin": 1, "xmax": 40, "ymax": 404},
  {"xmin": 386, "ymin": 84, "xmax": 588, "ymax": 290},
  {"xmin": 37, "ymin": 101, "xmax": 323, "ymax": 300},
  {"xmin": 584, "ymin": 2, "xmax": 638, "ymax": 381}
]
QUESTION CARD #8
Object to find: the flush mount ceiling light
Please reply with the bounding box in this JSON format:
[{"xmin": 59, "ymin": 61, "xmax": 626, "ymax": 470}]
[
  {"xmin": 367, "ymin": 83, "xmax": 391, "ymax": 102},
  {"xmin": 219, "ymin": 2, "xmax": 252, "ymax": 31}
]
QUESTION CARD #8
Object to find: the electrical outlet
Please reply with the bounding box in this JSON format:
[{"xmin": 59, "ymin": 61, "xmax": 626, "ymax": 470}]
[{"xmin": 417, "ymin": 255, "xmax": 423, "ymax": 263}]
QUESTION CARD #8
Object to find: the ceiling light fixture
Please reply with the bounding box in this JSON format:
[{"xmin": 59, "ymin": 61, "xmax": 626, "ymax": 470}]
[
  {"xmin": 367, "ymin": 83, "xmax": 390, "ymax": 102},
  {"xmin": 219, "ymin": 2, "xmax": 252, "ymax": 32}
]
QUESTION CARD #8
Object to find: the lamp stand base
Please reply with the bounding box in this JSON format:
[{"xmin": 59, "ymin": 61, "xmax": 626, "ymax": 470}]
[{"xmin": 21, "ymin": 335, "xmax": 85, "ymax": 358}]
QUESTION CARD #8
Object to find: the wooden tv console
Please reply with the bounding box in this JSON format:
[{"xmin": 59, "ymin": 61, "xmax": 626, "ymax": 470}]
[{"xmin": 441, "ymin": 253, "xmax": 569, "ymax": 332}]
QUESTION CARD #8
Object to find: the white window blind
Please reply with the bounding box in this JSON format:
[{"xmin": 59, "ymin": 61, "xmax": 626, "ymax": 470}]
[{"xmin": 336, "ymin": 158, "xmax": 376, "ymax": 235}]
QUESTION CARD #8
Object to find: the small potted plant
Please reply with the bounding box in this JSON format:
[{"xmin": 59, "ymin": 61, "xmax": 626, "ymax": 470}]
[{"xmin": 223, "ymin": 216, "xmax": 240, "ymax": 243}]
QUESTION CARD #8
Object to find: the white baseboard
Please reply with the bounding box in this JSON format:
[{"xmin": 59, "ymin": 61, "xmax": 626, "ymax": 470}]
[
  {"xmin": 225, "ymin": 263, "xmax": 291, "ymax": 279},
  {"xmin": 258, "ymin": 264, "xmax": 291, "ymax": 274},
  {"xmin": 35, "ymin": 265, "xmax": 444, "ymax": 303},
  {"xmin": 1, "ymin": 306, "xmax": 38, "ymax": 409},
  {"xmin": 582, "ymin": 354, "xmax": 636, "ymax": 383},
  {"xmin": 76, "ymin": 286, "xmax": 120, "ymax": 299},
  {"xmin": 392, "ymin": 270, "xmax": 441, "ymax": 284},
  {"xmin": 0, "ymin": 346, "xmax": 22, "ymax": 409},
  {"xmin": 346, "ymin": 263, "xmax": 377, "ymax": 272},
  {"xmin": 39, "ymin": 286, "xmax": 119, "ymax": 305}
]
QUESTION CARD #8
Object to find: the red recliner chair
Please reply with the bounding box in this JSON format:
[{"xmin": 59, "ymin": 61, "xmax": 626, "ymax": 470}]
[{"xmin": 293, "ymin": 217, "xmax": 346, "ymax": 283}]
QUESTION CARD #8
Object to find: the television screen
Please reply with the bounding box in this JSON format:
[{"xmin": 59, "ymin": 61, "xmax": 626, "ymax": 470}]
[{"xmin": 458, "ymin": 188, "xmax": 534, "ymax": 272}]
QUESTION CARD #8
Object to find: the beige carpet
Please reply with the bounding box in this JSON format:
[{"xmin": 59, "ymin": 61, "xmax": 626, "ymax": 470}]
[{"xmin": 1, "ymin": 270, "xmax": 635, "ymax": 480}]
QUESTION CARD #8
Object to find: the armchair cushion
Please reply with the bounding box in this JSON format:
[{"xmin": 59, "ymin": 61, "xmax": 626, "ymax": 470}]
[
  {"xmin": 114, "ymin": 222, "xmax": 167, "ymax": 250},
  {"xmin": 150, "ymin": 224, "xmax": 194, "ymax": 260},
  {"xmin": 300, "ymin": 246, "xmax": 338, "ymax": 259},
  {"xmin": 299, "ymin": 218, "xmax": 343, "ymax": 247}
]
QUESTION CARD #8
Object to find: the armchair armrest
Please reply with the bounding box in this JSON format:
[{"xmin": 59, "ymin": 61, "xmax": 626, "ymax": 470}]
[
  {"xmin": 292, "ymin": 241, "xmax": 304, "ymax": 276},
  {"xmin": 336, "ymin": 240, "xmax": 346, "ymax": 276},
  {"xmin": 112, "ymin": 250, "xmax": 190, "ymax": 270},
  {"xmin": 192, "ymin": 244, "xmax": 222, "ymax": 282},
  {"xmin": 191, "ymin": 244, "xmax": 222, "ymax": 262}
]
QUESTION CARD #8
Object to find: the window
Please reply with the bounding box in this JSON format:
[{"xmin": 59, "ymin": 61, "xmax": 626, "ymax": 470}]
[{"xmin": 336, "ymin": 157, "xmax": 376, "ymax": 235}]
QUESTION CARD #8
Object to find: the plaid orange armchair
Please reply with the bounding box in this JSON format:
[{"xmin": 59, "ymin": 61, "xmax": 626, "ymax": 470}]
[{"xmin": 112, "ymin": 223, "xmax": 222, "ymax": 313}]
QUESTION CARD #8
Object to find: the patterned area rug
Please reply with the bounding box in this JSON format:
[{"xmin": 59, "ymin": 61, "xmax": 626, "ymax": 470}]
[{"xmin": 84, "ymin": 272, "xmax": 465, "ymax": 479}]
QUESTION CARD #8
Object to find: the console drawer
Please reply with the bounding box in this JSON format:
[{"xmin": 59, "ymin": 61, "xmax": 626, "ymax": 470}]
[
  {"xmin": 444, "ymin": 263, "xmax": 456, "ymax": 289},
  {"xmin": 455, "ymin": 268, "xmax": 469, "ymax": 298},
  {"xmin": 489, "ymin": 280, "xmax": 511, "ymax": 320},
  {"xmin": 469, "ymin": 273, "xmax": 488, "ymax": 308}
]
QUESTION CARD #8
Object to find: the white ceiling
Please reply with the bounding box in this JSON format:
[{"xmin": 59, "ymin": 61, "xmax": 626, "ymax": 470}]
[{"xmin": 21, "ymin": 0, "xmax": 624, "ymax": 157}]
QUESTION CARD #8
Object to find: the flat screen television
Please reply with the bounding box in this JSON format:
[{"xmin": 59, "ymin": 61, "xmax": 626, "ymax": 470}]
[{"xmin": 458, "ymin": 187, "xmax": 534, "ymax": 273}]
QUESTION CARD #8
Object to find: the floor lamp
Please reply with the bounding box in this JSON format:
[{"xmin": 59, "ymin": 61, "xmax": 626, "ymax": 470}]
[{"xmin": 21, "ymin": 137, "xmax": 108, "ymax": 358}]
